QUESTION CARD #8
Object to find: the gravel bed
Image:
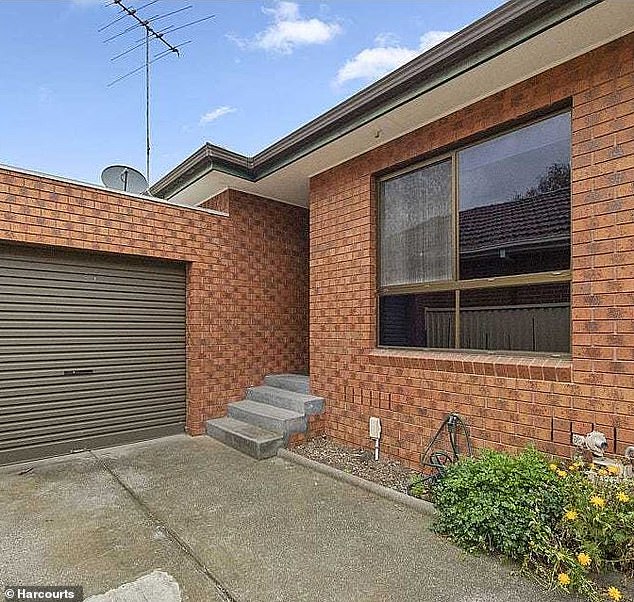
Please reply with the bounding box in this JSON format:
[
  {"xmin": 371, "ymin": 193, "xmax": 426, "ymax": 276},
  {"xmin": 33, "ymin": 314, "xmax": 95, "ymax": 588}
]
[{"xmin": 292, "ymin": 436, "xmax": 421, "ymax": 494}]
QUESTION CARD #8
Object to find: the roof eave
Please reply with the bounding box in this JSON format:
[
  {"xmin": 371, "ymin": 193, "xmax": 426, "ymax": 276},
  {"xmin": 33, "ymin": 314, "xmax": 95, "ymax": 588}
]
[
  {"xmin": 150, "ymin": 143, "xmax": 255, "ymax": 198},
  {"xmin": 151, "ymin": 0, "xmax": 604, "ymax": 199}
]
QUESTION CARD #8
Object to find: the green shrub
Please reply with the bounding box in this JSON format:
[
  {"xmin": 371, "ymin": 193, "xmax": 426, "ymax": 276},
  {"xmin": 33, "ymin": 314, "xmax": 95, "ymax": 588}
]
[
  {"xmin": 525, "ymin": 462, "xmax": 634, "ymax": 601},
  {"xmin": 432, "ymin": 448, "xmax": 567, "ymax": 560},
  {"xmin": 559, "ymin": 467, "xmax": 634, "ymax": 576},
  {"xmin": 407, "ymin": 474, "xmax": 430, "ymax": 499},
  {"xmin": 432, "ymin": 449, "xmax": 634, "ymax": 601}
]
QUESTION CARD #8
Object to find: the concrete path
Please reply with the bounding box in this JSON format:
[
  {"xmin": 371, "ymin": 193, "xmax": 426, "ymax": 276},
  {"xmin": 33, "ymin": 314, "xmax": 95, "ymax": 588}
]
[{"xmin": 0, "ymin": 435, "xmax": 572, "ymax": 601}]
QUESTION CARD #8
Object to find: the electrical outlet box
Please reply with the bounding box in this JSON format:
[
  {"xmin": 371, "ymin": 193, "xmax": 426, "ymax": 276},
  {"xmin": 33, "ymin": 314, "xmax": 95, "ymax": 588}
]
[{"xmin": 369, "ymin": 416, "xmax": 381, "ymax": 439}]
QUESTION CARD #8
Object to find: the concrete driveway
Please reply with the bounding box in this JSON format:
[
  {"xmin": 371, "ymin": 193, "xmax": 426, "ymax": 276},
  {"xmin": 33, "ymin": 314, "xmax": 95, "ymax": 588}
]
[{"xmin": 0, "ymin": 435, "xmax": 572, "ymax": 601}]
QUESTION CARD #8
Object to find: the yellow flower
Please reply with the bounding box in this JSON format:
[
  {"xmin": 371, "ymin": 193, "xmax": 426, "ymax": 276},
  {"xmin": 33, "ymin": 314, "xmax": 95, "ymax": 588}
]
[
  {"xmin": 574, "ymin": 460, "xmax": 584, "ymax": 468},
  {"xmin": 607, "ymin": 586, "xmax": 623, "ymax": 601},
  {"xmin": 607, "ymin": 465, "xmax": 620, "ymax": 475},
  {"xmin": 590, "ymin": 495, "xmax": 606, "ymax": 508},
  {"xmin": 564, "ymin": 509, "xmax": 579, "ymax": 521},
  {"xmin": 557, "ymin": 469, "xmax": 568, "ymax": 478},
  {"xmin": 549, "ymin": 463, "xmax": 558, "ymax": 471},
  {"xmin": 616, "ymin": 491, "xmax": 630, "ymax": 503},
  {"xmin": 598, "ymin": 469, "xmax": 608, "ymax": 477},
  {"xmin": 557, "ymin": 573, "xmax": 571, "ymax": 586},
  {"xmin": 577, "ymin": 552, "xmax": 591, "ymax": 567},
  {"xmin": 568, "ymin": 464, "xmax": 577, "ymax": 471}
]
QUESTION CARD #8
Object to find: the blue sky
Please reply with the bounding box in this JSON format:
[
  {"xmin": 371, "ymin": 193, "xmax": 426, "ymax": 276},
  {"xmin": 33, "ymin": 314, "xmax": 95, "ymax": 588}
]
[{"xmin": 0, "ymin": 0, "xmax": 504, "ymax": 186}]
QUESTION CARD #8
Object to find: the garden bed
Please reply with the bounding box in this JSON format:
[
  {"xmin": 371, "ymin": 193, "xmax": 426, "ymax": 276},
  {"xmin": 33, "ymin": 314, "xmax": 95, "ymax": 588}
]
[
  {"xmin": 293, "ymin": 438, "xmax": 633, "ymax": 601},
  {"xmin": 292, "ymin": 436, "xmax": 420, "ymax": 494}
]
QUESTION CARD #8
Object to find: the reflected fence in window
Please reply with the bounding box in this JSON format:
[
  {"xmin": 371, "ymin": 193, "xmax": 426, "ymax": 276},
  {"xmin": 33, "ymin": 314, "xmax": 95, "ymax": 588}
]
[
  {"xmin": 379, "ymin": 281, "xmax": 571, "ymax": 353},
  {"xmin": 426, "ymin": 304, "xmax": 570, "ymax": 353},
  {"xmin": 381, "ymin": 300, "xmax": 569, "ymax": 353}
]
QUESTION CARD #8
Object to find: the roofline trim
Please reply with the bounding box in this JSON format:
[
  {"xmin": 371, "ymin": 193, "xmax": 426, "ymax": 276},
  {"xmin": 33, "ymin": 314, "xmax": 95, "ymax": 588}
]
[{"xmin": 151, "ymin": 0, "xmax": 604, "ymax": 199}]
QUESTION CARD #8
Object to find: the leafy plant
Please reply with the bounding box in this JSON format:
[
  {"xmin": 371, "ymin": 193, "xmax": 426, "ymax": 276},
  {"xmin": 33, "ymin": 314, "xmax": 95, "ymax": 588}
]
[
  {"xmin": 525, "ymin": 461, "xmax": 634, "ymax": 601},
  {"xmin": 432, "ymin": 448, "xmax": 566, "ymax": 560},
  {"xmin": 407, "ymin": 474, "xmax": 430, "ymax": 499},
  {"xmin": 562, "ymin": 468, "xmax": 634, "ymax": 574},
  {"xmin": 432, "ymin": 449, "xmax": 634, "ymax": 601}
]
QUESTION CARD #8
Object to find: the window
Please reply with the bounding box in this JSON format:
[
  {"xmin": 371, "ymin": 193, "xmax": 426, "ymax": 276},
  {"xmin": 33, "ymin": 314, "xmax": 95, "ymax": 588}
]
[{"xmin": 378, "ymin": 112, "xmax": 571, "ymax": 354}]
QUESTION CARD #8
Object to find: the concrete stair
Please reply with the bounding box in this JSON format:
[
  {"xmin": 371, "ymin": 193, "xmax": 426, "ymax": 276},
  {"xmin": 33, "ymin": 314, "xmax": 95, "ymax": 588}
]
[
  {"xmin": 206, "ymin": 417, "xmax": 284, "ymax": 460},
  {"xmin": 227, "ymin": 399, "xmax": 306, "ymax": 435},
  {"xmin": 206, "ymin": 374, "xmax": 322, "ymax": 459},
  {"xmin": 246, "ymin": 385, "xmax": 324, "ymax": 415},
  {"xmin": 263, "ymin": 374, "xmax": 310, "ymax": 394}
]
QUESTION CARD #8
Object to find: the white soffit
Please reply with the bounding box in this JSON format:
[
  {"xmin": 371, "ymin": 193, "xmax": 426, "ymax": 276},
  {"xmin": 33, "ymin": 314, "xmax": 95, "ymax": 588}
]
[{"xmin": 171, "ymin": 0, "xmax": 634, "ymax": 209}]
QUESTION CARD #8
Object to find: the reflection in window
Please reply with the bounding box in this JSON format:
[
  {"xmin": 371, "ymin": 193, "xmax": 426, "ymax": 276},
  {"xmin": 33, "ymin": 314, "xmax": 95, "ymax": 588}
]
[
  {"xmin": 379, "ymin": 292, "xmax": 455, "ymax": 348},
  {"xmin": 378, "ymin": 112, "xmax": 572, "ymax": 353},
  {"xmin": 379, "ymin": 160, "xmax": 452, "ymax": 287},
  {"xmin": 460, "ymin": 283, "xmax": 570, "ymax": 353},
  {"xmin": 458, "ymin": 113, "xmax": 571, "ymax": 279}
]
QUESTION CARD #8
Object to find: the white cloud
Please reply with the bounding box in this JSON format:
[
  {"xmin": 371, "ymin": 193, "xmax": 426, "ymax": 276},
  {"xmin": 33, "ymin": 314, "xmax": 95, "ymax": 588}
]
[
  {"xmin": 225, "ymin": 32, "xmax": 248, "ymax": 50},
  {"xmin": 38, "ymin": 86, "xmax": 54, "ymax": 104},
  {"xmin": 335, "ymin": 30, "xmax": 456, "ymax": 86},
  {"xmin": 199, "ymin": 106, "xmax": 236, "ymax": 125},
  {"xmin": 418, "ymin": 30, "xmax": 456, "ymax": 52},
  {"xmin": 231, "ymin": 1, "xmax": 342, "ymax": 54},
  {"xmin": 335, "ymin": 46, "xmax": 419, "ymax": 86},
  {"xmin": 264, "ymin": 1, "xmax": 300, "ymax": 21},
  {"xmin": 374, "ymin": 32, "xmax": 401, "ymax": 47}
]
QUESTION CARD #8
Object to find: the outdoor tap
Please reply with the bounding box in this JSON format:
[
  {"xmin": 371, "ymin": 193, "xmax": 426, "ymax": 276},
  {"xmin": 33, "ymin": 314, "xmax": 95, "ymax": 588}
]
[{"xmin": 585, "ymin": 431, "xmax": 608, "ymax": 457}]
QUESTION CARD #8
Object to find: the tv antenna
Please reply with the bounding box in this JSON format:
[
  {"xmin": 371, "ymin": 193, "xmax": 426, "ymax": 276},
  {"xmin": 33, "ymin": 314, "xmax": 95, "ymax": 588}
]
[{"xmin": 101, "ymin": 0, "xmax": 214, "ymax": 183}]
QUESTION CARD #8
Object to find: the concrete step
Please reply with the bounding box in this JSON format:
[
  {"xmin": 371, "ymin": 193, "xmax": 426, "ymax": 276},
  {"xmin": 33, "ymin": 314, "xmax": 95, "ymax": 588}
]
[
  {"xmin": 263, "ymin": 374, "xmax": 310, "ymax": 394},
  {"xmin": 206, "ymin": 416, "xmax": 283, "ymax": 459},
  {"xmin": 246, "ymin": 385, "xmax": 324, "ymax": 415},
  {"xmin": 227, "ymin": 399, "xmax": 306, "ymax": 436}
]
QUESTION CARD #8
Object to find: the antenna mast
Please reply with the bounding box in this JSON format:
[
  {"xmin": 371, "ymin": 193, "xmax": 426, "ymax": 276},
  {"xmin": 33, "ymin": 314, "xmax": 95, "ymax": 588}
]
[
  {"xmin": 145, "ymin": 28, "xmax": 150, "ymax": 181},
  {"xmin": 101, "ymin": 0, "xmax": 214, "ymax": 184}
]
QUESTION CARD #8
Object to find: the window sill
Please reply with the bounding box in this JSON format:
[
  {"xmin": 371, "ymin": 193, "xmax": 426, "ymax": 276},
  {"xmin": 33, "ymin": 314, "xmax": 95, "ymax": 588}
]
[{"xmin": 367, "ymin": 348, "xmax": 571, "ymax": 382}]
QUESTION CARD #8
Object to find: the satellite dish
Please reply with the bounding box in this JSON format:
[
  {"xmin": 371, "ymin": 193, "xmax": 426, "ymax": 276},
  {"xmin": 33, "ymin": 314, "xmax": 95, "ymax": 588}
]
[{"xmin": 101, "ymin": 165, "xmax": 148, "ymax": 194}]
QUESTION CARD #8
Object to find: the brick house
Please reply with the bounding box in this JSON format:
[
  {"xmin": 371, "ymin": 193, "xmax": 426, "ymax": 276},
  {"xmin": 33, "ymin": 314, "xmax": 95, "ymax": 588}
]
[{"xmin": 2, "ymin": 0, "xmax": 633, "ymax": 467}]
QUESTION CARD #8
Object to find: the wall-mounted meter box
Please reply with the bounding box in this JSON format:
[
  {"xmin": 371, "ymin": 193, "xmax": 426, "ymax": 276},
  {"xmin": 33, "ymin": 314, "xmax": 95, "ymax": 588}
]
[{"xmin": 369, "ymin": 416, "xmax": 381, "ymax": 439}]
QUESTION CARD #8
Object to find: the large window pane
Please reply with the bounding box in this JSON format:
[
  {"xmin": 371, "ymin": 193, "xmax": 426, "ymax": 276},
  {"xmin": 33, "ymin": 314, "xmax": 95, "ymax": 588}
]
[
  {"xmin": 458, "ymin": 113, "xmax": 571, "ymax": 279},
  {"xmin": 380, "ymin": 159, "xmax": 452, "ymax": 287},
  {"xmin": 379, "ymin": 291, "xmax": 455, "ymax": 348},
  {"xmin": 460, "ymin": 283, "xmax": 570, "ymax": 353},
  {"xmin": 378, "ymin": 113, "xmax": 572, "ymax": 354}
]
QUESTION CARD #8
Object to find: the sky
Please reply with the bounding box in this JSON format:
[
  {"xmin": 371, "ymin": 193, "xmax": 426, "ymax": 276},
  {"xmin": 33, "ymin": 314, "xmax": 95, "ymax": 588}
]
[{"xmin": 0, "ymin": 0, "xmax": 505, "ymax": 187}]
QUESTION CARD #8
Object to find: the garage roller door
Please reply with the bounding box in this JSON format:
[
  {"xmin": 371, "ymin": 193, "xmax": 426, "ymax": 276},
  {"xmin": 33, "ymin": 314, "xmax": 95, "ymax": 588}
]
[{"xmin": 0, "ymin": 244, "xmax": 186, "ymax": 465}]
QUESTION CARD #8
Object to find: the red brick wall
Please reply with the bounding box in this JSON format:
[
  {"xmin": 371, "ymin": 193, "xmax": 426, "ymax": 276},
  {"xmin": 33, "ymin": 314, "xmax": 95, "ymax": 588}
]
[
  {"xmin": 0, "ymin": 169, "xmax": 308, "ymax": 435},
  {"xmin": 199, "ymin": 188, "xmax": 309, "ymax": 403},
  {"xmin": 309, "ymin": 33, "xmax": 634, "ymax": 466}
]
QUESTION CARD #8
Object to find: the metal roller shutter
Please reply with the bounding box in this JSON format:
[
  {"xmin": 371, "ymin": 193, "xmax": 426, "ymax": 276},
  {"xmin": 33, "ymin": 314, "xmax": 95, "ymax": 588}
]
[{"xmin": 0, "ymin": 244, "xmax": 186, "ymax": 465}]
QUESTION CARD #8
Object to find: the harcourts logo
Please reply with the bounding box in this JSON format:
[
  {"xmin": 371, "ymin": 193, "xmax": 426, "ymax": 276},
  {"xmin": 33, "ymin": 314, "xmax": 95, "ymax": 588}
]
[{"xmin": 4, "ymin": 587, "xmax": 83, "ymax": 601}]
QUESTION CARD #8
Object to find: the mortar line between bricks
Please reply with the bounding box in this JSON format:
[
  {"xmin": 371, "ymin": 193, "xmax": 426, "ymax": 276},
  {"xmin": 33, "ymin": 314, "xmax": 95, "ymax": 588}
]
[{"xmin": 87, "ymin": 450, "xmax": 241, "ymax": 602}]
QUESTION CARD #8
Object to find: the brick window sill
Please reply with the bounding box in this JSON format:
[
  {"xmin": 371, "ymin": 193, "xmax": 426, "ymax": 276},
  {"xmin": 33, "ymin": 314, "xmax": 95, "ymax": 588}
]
[{"xmin": 368, "ymin": 348, "xmax": 571, "ymax": 382}]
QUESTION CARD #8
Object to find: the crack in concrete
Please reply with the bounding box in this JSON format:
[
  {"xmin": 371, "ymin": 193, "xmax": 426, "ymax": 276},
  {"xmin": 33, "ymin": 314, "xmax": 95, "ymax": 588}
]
[{"xmin": 88, "ymin": 450, "xmax": 240, "ymax": 602}]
